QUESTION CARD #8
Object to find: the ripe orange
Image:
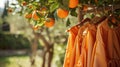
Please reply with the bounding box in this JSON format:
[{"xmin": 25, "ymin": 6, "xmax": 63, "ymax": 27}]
[
  {"xmin": 32, "ymin": 10, "xmax": 39, "ymax": 20},
  {"xmin": 39, "ymin": 7, "xmax": 47, "ymax": 16},
  {"xmin": 111, "ymin": 17, "xmax": 116, "ymax": 23},
  {"xmin": 57, "ymin": 8, "xmax": 69, "ymax": 18},
  {"xmin": 21, "ymin": 1, "xmax": 27, "ymax": 6},
  {"xmin": 25, "ymin": 13, "xmax": 32, "ymax": 19},
  {"xmin": 83, "ymin": 5, "xmax": 88, "ymax": 11},
  {"xmin": 44, "ymin": 18, "xmax": 55, "ymax": 28},
  {"xmin": 69, "ymin": 0, "xmax": 79, "ymax": 8},
  {"xmin": 40, "ymin": 7, "xmax": 47, "ymax": 11}
]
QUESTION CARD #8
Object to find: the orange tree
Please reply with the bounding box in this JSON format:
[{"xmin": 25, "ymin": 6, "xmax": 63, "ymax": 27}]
[
  {"xmin": 8, "ymin": 0, "xmax": 79, "ymax": 67},
  {"xmin": 9, "ymin": 0, "xmax": 120, "ymax": 28},
  {"xmin": 8, "ymin": 0, "xmax": 120, "ymax": 67},
  {"xmin": 9, "ymin": 0, "xmax": 80, "ymax": 28}
]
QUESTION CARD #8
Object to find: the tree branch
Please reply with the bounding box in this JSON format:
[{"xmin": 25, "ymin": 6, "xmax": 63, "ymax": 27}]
[
  {"xmin": 45, "ymin": 28, "xmax": 52, "ymax": 42},
  {"xmin": 82, "ymin": 4, "xmax": 120, "ymax": 13},
  {"xmin": 37, "ymin": 33, "xmax": 50, "ymax": 47}
]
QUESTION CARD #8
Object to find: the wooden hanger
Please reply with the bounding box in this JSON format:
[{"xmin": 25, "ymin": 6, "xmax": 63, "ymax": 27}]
[{"xmin": 94, "ymin": 16, "xmax": 107, "ymax": 25}]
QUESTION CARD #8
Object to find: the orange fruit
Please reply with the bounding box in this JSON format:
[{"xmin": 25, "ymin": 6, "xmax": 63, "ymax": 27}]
[
  {"xmin": 21, "ymin": 1, "xmax": 27, "ymax": 6},
  {"xmin": 83, "ymin": 5, "xmax": 88, "ymax": 11},
  {"xmin": 111, "ymin": 17, "xmax": 116, "ymax": 23},
  {"xmin": 40, "ymin": 7, "xmax": 47, "ymax": 11},
  {"xmin": 25, "ymin": 13, "xmax": 32, "ymax": 19},
  {"xmin": 39, "ymin": 7, "xmax": 47, "ymax": 16},
  {"xmin": 57, "ymin": 8, "xmax": 69, "ymax": 18},
  {"xmin": 69, "ymin": 0, "xmax": 79, "ymax": 8},
  {"xmin": 45, "ymin": 18, "xmax": 55, "ymax": 28},
  {"xmin": 32, "ymin": 10, "xmax": 39, "ymax": 20}
]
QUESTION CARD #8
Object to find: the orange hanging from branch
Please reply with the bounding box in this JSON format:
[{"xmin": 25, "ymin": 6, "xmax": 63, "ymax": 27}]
[
  {"xmin": 83, "ymin": 5, "xmax": 88, "ymax": 11},
  {"xmin": 45, "ymin": 18, "xmax": 55, "ymax": 28},
  {"xmin": 32, "ymin": 10, "xmax": 39, "ymax": 20},
  {"xmin": 25, "ymin": 13, "xmax": 32, "ymax": 19},
  {"xmin": 111, "ymin": 17, "xmax": 116, "ymax": 23},
  {"xmin": 57, "ymin": 8, "xmax": 69, "ymax": 18},
  {"xmin": 69, "ymin": 0, "xmax": 79, "ymax": 8}
]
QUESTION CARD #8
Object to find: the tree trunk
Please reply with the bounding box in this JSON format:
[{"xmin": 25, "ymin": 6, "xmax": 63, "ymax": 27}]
[
  {"xmin": 41, "ymin": 44, "xmax": 54, "ymax": 67},
  {"xmin": 42, "ymin": 47, "xmax": 47, "ymax": 67},
  {"xmin": 37, "ymin": 29, "xmax": 54, "ymax": 67},
  {"xmin": 48, "ymin": 44, "xmax": 54, "ymax": 67},
  {"xmin": 30, "ymin": 33, "xmax": 38, "ymax": 67}
]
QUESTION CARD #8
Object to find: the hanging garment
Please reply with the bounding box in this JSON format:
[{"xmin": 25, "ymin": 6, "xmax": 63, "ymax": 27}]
[
  {"xmin": 91, "ymin": 18, "xmax": 120, "ymax": 67},
  {"xmin": 63, "ymin": 26, "xmax": 79, "ymax": 67},
  {"xmin": 63, "ymin": 17, "xmax": 120, "ymax": 67},
  {"xmin": 91, "ymin": 18, "xmax": 110, "ymax": 67},
  {"xmin": 69, "ymin": 23, "xmax": 90, "ymax": 67},
  {"xmin": 110, "ymin": 25, "xmax": 120, "ymax": 67},
  {"xmin": 75, "ymin": 23, "xmax": 97, "ymax": 67}
]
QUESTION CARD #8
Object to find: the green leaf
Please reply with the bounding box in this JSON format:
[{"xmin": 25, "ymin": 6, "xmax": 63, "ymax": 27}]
[
  {"xmin": 11, "ymin": 3, "xmax": 16, "ymax": 5},
  {"xmin": 50, "ymin": 3, "xmax": 59, "ymax": 13},
  {"xmin": 36, "ymin": 11, "xmax": 42, "ymax": 17},
  {"xmin": 62, "ymin": 0, "xmax": 69, "ymax": 8},
  {"xmin": 66, "ymin": 18, "xmax": 71, "ymax": 26},
  {"xmin": 70, "ymin": 8, "xmax": 77, "ymax": 17},
  {"xmin": 54, "ymin": 11, "xmax": 59, "ymax": 21},
  {"xmin": 37, "ymin": 22, "xmax": 44, "ymax": 26},
  {"xmin": 48, "ymin": 0, "xmax": 54, "ymax": 3}
]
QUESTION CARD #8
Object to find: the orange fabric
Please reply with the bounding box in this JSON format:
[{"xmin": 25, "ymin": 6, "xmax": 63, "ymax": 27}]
[
  {"xmin": 63, "ymin": 18, "xmax": 120, "ymax": 67},
  {"xmin": 63, "ymin": 26, "xmax": 79, "ymax": 67},
  {"xmin": 87, "ymin": 26, "xmax": 96, "ymax": 67},
  {"xmin": 91, "ymin": 19, "xmax": 109, "ymax": 67},
  {"xmin": 91, "ymin": 18, "xmax": 120, "ymax": 67},
  {"xmin": 69, "ymin": 23, "xmax": 88, "ymax": 67},
  {"xmin": 76, "ymin": 24, "xmax": 96, "ymax": 67}
]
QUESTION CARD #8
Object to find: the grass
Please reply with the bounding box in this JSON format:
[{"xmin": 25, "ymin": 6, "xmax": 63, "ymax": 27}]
[{"xmin": 0, "ymin": 55, "xmax": 42, "ymax": 67}]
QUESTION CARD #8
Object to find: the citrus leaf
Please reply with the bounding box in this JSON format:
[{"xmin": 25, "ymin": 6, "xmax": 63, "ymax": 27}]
[
  {"xmin": 50, "ymin": 3, "xmax": 59, "ymax": 13},
  {"xmin": 62, "ymin": 0, "xmax": 69, "ymax": 8},
  {"xmin": 70, "ymin": 8, "xmax": 77, "ymax": 17},
  {"xmin": 54, "ymin": 11, "xmax": 59, "ymax": 21},
  {"xmin": 37, "ymin": 22, "xmax": 44, "ymax": 26},
  {"xmin": 66, "ymin": 18, "xmax": 71, "ymax": 26}
]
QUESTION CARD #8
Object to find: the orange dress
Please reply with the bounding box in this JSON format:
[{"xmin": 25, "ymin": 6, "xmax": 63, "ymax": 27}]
[{"xmin": 63, "ymin": 26, "xmax": 79, "ymax": 67}]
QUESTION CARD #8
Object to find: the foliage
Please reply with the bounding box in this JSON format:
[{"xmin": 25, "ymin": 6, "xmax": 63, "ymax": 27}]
[
  {"xmin": 0, "ymin": 33, "xmax": 30, "ymax": 49},
  {"xmin": 8, "ymin": 0, "xmax": 78, "ymax": 28},
  {"xmin": 8, "ymin": 0, "xmax": 120, "ymax": 28},
  {"xmin": 0, "ymin": 32, "xmax": 43, "ymax": 50}
]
